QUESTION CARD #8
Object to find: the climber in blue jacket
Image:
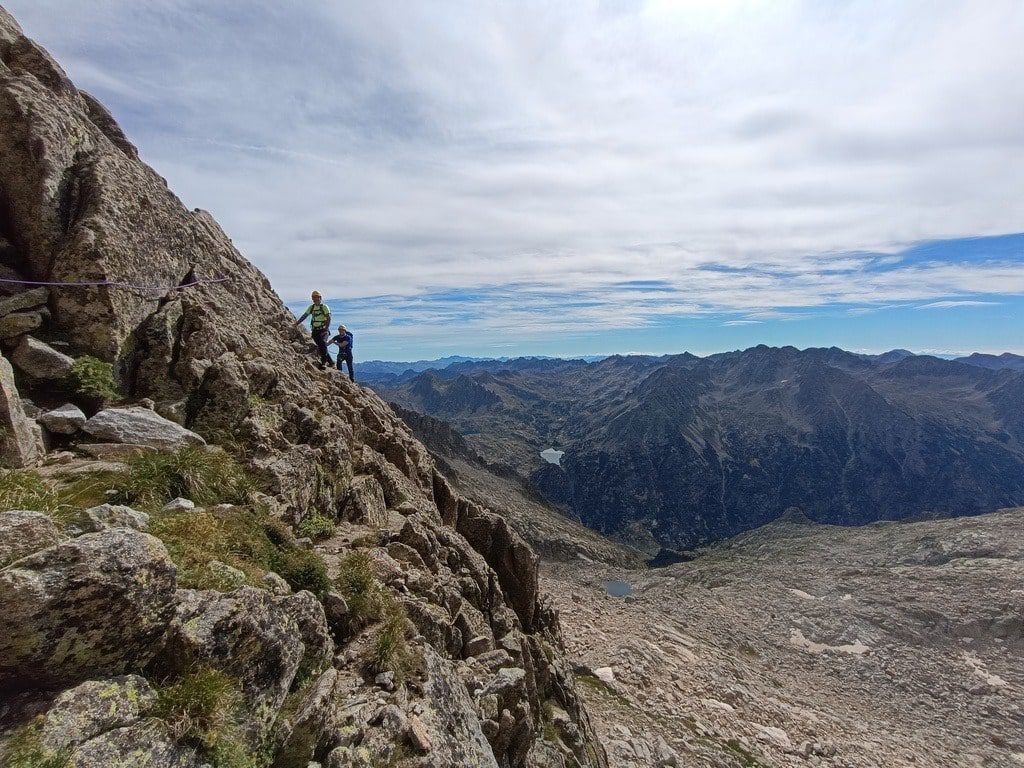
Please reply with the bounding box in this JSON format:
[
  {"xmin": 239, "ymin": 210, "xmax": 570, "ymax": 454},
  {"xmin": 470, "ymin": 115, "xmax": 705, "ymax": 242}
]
[{"xmin": 328, "ymin": 324, "xmax": 355, "ymax": 381}]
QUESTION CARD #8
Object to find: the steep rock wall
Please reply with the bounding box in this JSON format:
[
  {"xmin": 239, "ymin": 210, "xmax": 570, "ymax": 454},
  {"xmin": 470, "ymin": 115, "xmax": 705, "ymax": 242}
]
[{"xmin": 0, "ymin": 8, "xmax": 606, "ymax": 767}]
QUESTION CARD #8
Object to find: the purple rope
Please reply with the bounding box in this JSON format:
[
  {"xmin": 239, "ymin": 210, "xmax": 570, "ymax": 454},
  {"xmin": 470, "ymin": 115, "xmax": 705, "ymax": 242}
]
[{"xmin": 0, "ymin": 276, "xmax": 231, "ymax": 291}]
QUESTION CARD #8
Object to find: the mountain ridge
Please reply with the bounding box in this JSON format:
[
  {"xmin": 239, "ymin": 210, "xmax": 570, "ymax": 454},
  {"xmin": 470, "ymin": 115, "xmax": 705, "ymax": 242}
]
[{"xmin": 372, "ymin": 344, "xmax": 1024, "ymax": 549}]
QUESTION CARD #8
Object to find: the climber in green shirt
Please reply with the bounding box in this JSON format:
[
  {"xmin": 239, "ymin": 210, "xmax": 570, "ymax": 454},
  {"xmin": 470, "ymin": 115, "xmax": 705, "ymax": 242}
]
[{"xmin": 294, "ymin": 290, "xmax": 333, "ymax": 368}]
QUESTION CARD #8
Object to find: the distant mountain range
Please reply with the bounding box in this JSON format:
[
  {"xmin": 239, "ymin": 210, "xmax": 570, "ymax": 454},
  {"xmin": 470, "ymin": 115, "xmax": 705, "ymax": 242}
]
[
  {"xmin": 360, "ymin": 354, "xmax": 607, "ymax": 383},
  {"xmin": 370, "ymin": 346, "xmax": 1024, "ymax": 549}
]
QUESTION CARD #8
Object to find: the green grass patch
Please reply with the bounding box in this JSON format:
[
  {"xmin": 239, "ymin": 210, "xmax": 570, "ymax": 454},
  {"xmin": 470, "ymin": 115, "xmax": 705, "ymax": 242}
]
[
  {"xmin": 368, "ymin": 598, "xmax": 421, "ymax": 684},
  {"xmin": 296, "ymin": 513, "xmax": 335, "ymax": 542},
  {"xmin": 154, "ymin": 666, "xmax": 256, "ymax": 768},
  {"xmin": 576, "ymin": 675, "xmax": 632, "ymax": 709},
  {"xmin": 149, "ymin": 506, "xmax": 277, "ymax": 589},
  {"xmin": 540, "ymin": 699, "xmax": 559, "ymax": 744},
  {"xmin": 69, "ymin": 355, "xmax": 118, "ymax": 404},
  {"xmin": 112, "ymin": 448, "xmax": 252, "ymax": 507},
  {"xmin": 149, "ymin": 505, "xmax": 328, "ymax": 595},
  {"xmin": 272, "ymin": 548, "xmax": 330, "ymax": 597},
  {"xmin": 0, "ymin": 469, "xmax": 63, "ymax": 515},
  {"xmin": 334, "ymin": 551, "xmax": 383, "ymax": 628},
  {"xmin": 0, "ymin": 719, "xmax": 68, "ymax": 768}
]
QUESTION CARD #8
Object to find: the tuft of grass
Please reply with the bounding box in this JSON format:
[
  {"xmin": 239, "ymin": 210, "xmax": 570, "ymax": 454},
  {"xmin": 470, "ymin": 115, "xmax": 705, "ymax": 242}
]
[
  {"xmin": 149, "ymin": 505, "xmax": 328, "ymax": 596},
  {"xmin": 150, "ymin": 506, "xmax": 276, "ymax": 590},
  {"xmin": 272, "ymin": 548, "xmax": 331, "ymax": 597},
  {"xmin": 154, "ymin": 667, "xmax": 256, "ymax": 768},
  {"xmin": 69, "ymin": 355, "xmax": 118, "ymax": 404},
  {"xmin": 0, "ymin": 470, "xmax": 62, "ymax": 515},
  {"xmin": 296, "ymin": 513, "xmax": 335, "ymax": 542},
  {"xmin": 0, "ymin": 719, "xmax": 68, "ymax": 768},
  {"xmin": 540, "ymin": 699, "xmax": 559, "ymax": 744},
  {"xmin": 334, "ymin": 551, "xmax": 383, "ymax": 628},
  {"xmin": 113, "ymin": 448, "xmax": 252, "ymax": 507},
  {"xmin": 368, "ymin": 598, "xmax": 420, "ymax": 684}
]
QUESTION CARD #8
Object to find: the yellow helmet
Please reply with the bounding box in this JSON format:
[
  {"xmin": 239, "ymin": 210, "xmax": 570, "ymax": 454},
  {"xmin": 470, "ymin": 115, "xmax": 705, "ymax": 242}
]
[{"xmin": 311, "ymin": 290, "xmax": 322, "ymax": 299}]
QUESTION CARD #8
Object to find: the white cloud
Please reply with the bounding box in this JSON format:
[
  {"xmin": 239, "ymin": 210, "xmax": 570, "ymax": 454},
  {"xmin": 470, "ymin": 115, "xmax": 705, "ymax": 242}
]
[
  {"xmin": 916, "ymin": 300, "xmax": 1000, "ymax": 309},
  {"xmin": 6, "ymin": 0, "xmax": 1024, "ymax": 345}
]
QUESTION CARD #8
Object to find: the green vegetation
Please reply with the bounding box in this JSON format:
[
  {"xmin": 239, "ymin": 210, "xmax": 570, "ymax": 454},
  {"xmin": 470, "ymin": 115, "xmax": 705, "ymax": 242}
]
[
  {"xmin": 272, "ymin": 548, "xmax": 330, "ymax": 597},
  {"xmin": 0, "ymin": 719, "xmax": 68, "ymax": 768},
  {"xmin": 540, "ymin": 699, "xmax": 560, "ymax": 744},
  {"xmin": 334, "ymin": 551, "xmax": 383, "ymax": 627},
  {"xmin": 113, "ymin": 448, "xmax": 252, "ymax": 507},
  {"xmin": 296, "ymin": 512, "xmax": 335, "ymax": 541},
  {"xmin": 720, "ymin": 738, "xmax": 768, "ymax": 768},
  {"xmin": 149, "ymin": 504, "xmax": 329, "ymax": 595},
  {"xmin": 576, "ymin": 675, "xmax": 632, "ymax": 709},
  {"xmin": 150, "ymin": 506, "xmax": 276, "ymax": 589},
  {"xmin": 333, "ymin": 551, "xmax": 421, "ymax": 682},
  {"xmin": 69, "ymin": 355, "xmax": 118, "ymax": 404},
  {"xmin": 368, "ymin": 598, "xmax": 420, "ymax": 684},
  {"xmin": 154, "ymin": 667, "xmax": 256, "ymax": 768},
  {"xmin": 0, "ymin": 468, "xmax": 137, "ymax": 528},
  {"xmin": 0, "ymin": 469, "xmax": 62, "ymax": 515}
]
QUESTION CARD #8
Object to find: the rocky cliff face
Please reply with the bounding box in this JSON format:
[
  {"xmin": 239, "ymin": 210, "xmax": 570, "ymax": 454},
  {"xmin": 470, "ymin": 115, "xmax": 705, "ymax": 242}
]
[{"xmin": 0, "ymin": 8, "xmax": 606, "ymax": 767}]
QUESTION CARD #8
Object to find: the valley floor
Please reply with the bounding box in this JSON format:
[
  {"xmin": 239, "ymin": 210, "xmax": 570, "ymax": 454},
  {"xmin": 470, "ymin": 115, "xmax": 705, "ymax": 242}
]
[{"xmin": 541, "ymin": 509, "xmax": 1024, "ymax": 768}]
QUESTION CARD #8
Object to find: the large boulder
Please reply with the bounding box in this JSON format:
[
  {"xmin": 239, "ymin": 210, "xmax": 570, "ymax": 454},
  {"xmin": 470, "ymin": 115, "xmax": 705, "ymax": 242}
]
[
  {"xmin": 10, "ymin": 336, "xmax": 74, "ymax": 380},
  {"xmin": 39, "ymin": 403, "xmax": 87, "ymax": 434},
  {"xmin": 344, "ymin": 474, "xmax": 388, "ymax": 527},
  {"xmin": 83, "ymin": 406, "xmax": 205, "ymax": 449},
  {"xmin": 0, "ymin": 352, "xmax": 44, "ymax": 467},
  {"xmin": 0, "ymin": 286, "xmax": 48, "ymax": 318},
  {"xmin": 0, "ymin": 509, "xmax": 65, "ymax": 567},
  {"xmin": 277, "ymin": 590, "xmax": 333, "ymax": 681},
  {"xmin": 0, "ymin": 309, "xmax": 44, "ymax": 340},
  {"xmin": 272, "ymin": 667, "xmax": 340, "ymax": 768},
  {"xmin": 66, "ymin": 719, "xmax": 202, "ymax": 768},
  {"xmin": 0, "ymin": 529, "xmax": 178, "ymax": 689},
  {"xmin": 40, "ymin": 675, "xmax": 158, "ymax": 752},
  {"xmin": 78, "ymin": 503, "xmax": 150, "ymax": 532},
  {"xmin": 157, "ymin": 587, "xmax": 304, "ymax": 743},
  {"xmin": 416, "ymin": 646, "xmax": 501, "ymax": 768},
  {"xmin": 456, "ymin": 501, "xmax": 539, "ymax": 632}
]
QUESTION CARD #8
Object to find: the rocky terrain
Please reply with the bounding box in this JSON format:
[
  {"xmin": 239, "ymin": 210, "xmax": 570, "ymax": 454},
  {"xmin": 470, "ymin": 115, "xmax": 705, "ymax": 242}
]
[
  {"xmin": 391, "ymin": 405, "xmax": 638, "ymax": 568},
  {"xmin": 0, "ymin": 8, "xmax": 606, "ymax": 767},
  {"xmin": 373, "ymin": 348, "xmax": 1024, "ymax": 550},
  {"xmin": 544, "ymin": 509, "xmax": 1024, "ymax": 767}
]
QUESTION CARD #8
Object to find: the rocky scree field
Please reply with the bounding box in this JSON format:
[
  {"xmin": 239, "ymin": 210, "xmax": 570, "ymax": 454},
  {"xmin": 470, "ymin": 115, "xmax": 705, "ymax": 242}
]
[
  {"xmin": 0, "ymin": 8, "xmax": 606, "ymax": 768},
  {"xmin": 545, "ymin": 509, "xmax": 1024, "ymax": 768}
]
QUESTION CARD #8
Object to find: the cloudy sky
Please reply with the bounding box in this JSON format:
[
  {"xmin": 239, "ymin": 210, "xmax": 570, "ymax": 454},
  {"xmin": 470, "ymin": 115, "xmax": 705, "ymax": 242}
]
[{"xmin": 9, "ymin": 0, "xmax": 1024, "ymax": 360}]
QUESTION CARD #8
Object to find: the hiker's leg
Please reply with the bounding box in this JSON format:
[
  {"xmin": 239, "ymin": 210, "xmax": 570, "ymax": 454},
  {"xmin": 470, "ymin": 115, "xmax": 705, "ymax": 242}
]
[
  {"xmin": 345, "ymin": 353, "xmax": 354, "ymax": 381},
  {"xmin": 314, "ymin": 330, "xmax": 331, "ymax": 365}
]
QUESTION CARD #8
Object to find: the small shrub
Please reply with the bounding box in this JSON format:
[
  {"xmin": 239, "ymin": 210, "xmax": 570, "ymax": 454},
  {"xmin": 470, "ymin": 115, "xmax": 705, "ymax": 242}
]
[
  {"xmin": 296, "ymin": 513, "xmax": 335, "ymax": 541},
  {"xmin": 272, "ymin": 548, "xmax": 331, "ymax": 597},
  {"xmin": 115, "ymin": 448, "xmax": 251, "ymax": 507},
  {"xmin": 368, "ymin": 598, "xmax": 420, "ymax": 684},
  {"xmin": 334, "ymin": 551, "xmax": 382, "ymax": 627},
  {"xmin": 261, "ymin": 517, "xmax": 295, "ymax": 549},
  {"xmin": 1, "ymin": 719, "xmax": 68, "ymax": 768},
  {"xmin": 69, "ymin": 355, "xmax": 118, "ymax": 404},
  {"xmin": 154, "ymin": 667, "xmax": 255, "ymax": 768}
]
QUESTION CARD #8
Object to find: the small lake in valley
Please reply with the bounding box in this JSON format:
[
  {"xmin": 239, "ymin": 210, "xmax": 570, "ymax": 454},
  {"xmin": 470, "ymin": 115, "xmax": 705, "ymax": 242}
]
[
  {"xmin": 605, "ymin": 580, "xmax": 633, "ymax": 598},
  {"xmin": 540, "ymin": 448, "xmax": 565, "ymax": 466}
]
